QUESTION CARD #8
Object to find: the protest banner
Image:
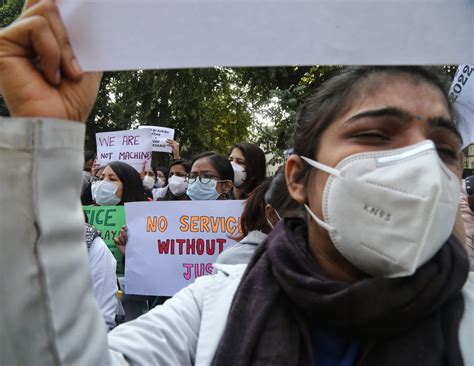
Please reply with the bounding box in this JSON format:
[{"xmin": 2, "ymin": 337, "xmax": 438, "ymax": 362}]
[
  {"xmin": 138, "ymin": 126, "xmax": 175, "ymax": 153},
  {"xmin": 96, "ymin": 129, "xmax": 153, "ymax": 172},
  {"xmin": 448, "ymin": 65, "xmax": 474, "ymax": 149},
  {"xmin": 124, "ymin": 200, "xmax": 244, "ymax": 296},
  {"xmin": 83, "ymin": 205, "xmax": 125, "ymax": 273},
  {"xmin": 57, "ymin": 0, "xmax": 472, "ymax": 71}
]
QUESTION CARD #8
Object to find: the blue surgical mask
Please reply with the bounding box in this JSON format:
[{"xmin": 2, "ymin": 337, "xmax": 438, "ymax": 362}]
[
  {"xmin": 186, "ymin": 179, "xmax": 220, "ymax": 201},
  {"xmin": 94, "ymin": 180, "xmax": 122, "ymax": 206}
]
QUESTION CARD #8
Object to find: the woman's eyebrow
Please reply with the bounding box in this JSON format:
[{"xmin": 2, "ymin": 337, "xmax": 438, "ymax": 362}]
[{"xmin": 344, "ymin": 107, "xmax": 412, "ymax": 125}]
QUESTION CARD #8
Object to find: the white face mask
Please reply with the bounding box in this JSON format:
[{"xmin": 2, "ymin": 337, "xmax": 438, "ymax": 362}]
[
  {"xmin": 231, "ymin": 161, "xmax": 247, "ymax": 188},
  {"xmin": 154, "ymin": 177, "xmax": 166, "ymax": 188},
  {"xmin": 94, "ymin": 180, "xmax": 122, "ymax": 206},
  {"xmin": 143, "ymin": 175, "xmax": 155, "ymax": 190},
  {"xmin": 168, "ymin": 175, "xmax": 188, "ymax": 196},
  {"xmin": 301, "ymin": 140, "xmax": 460, "ymax": 278}
]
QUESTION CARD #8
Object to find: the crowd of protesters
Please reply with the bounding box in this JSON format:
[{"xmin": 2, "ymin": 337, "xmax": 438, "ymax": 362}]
[{"xmin": 0, "ymin": 2, "xmax": 473, "ymax": 365}]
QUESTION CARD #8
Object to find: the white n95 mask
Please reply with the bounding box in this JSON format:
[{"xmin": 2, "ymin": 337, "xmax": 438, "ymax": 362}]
[
  {"xmin": 143, "ymin": 175, "xmax": 155, "ymax": 190},
  {"xmin": 231, "ymin": 161, "xmax": 247, "ymax": 188},
  {"xmin": 168, "ymin": 175, "xmax": 188, "ymax": 196},
  {"xmin": 301, "ymin": 140, "xmax": 460, "ymax": 278}
]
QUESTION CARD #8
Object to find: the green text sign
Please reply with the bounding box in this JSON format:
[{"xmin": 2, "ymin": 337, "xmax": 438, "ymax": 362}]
[{"xmin": 83, "ymin": 205, "xmax": 125, "ymax": 274}]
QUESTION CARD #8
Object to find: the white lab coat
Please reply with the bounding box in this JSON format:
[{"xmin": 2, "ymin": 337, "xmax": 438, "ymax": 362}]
[{"xmin": 88, "ymin": 236, "xmax": 118, "ymax": 329}]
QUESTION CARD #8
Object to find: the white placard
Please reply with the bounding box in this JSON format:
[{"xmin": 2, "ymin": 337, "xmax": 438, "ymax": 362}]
[
  {"xmin": 448, "ymin": 65, "xmax": 474, "ymax": 149},
  {"xmin": 57, "ymin": 0, "xmax": 473, "ymax": 72},
  {"xmin": 95, "ymin": 129, "xmax": 153, "ymax": 172},
  {"xmin": 124, "ymin": 200, "xmax": 244, "ymax": 296},
  {"xmin": 138, "ymin": 126, "xmax": 175, "ymax": 153}
]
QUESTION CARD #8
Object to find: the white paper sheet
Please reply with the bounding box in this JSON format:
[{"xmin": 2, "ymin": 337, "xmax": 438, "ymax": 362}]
[
  {"xmin": 138, "ymin": 125, "xmax": 175, "ymax": 153},
  {"xmin": 57, "ymin": 0, "xmax": 473, "ymax": 72}
]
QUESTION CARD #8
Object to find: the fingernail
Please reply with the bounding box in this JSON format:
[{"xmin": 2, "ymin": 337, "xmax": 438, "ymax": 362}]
[{"xmin": 72, "ymin": 57, "xmax": 83, "ymax": 74}]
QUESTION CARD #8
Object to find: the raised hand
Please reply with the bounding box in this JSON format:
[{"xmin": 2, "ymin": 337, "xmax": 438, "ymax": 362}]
[
  {"xmin": 113, "ymin": 225, "xmax": 128, "ymax": 256},
  {"xmin": 166, "ymin": 139, "xmax": 181, "ymax": 160},
  {"xmin": 0, "ymin": 0, "xmax": 101, "ymax": 122}
]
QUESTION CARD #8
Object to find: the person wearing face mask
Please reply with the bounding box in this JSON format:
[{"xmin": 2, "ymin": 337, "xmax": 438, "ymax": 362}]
[
  {"xmin": 142, "ymin": 168, "xmax": 157, "ymax": 191},
  {"xmin": 81, "ymin": 164, "xmax": 105, "ymax": 205},
  {"xmin": 228, "ymin": 142, "xmax": 267, "ymax": 200},
  {"xmin": 163, "ymin": 159, "xmax": 191, "ymax": 201},
  {"xmin": 186, "ymin": 151, "xmax": 234, "ymax": 201},
  {"xmin": 1, "ymin": 14, "xmax": 473, "ymax": 365},
  {"xmin": 212, "ymin": 67, "xmax": 473, "ymax": 366},
  {"xmin": 94, "ymin": 161, "xmax": 147, "ymax": 206},
  {"xmin": 92, "ymin": 162, "xmax": 149, "ymax": 320},
  {"xmin": 217, "ymin": 167, "xmax": 304, "ymax": 265},
  {"xmin": 150, "ymin": 166, "xmax": 169, "ymax": 201}
]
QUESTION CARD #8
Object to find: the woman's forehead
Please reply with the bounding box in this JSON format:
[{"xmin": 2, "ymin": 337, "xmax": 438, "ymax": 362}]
[
  {"xmin": 230, "ymin": 148, "xmax": 245, "ymax": 160},
  {"xmin": 103, "ymin": 166, "xmax": 117, "ymax": 176},
  {"xmin": 336, "ymin": 77, "xmax": 451, "ymax": 127},
  {"xmin": 171, "ymin": 164, "xmax": 186, "ymax": 172},
  {"xmin": 192, "ymin": 158, "xmax": 218, "ymax": 173}
]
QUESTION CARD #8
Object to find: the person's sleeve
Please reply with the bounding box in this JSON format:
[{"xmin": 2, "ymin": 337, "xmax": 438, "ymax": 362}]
[
  {"xmin": 0, "ymin": 117, "xmax": 207, "ymax": 366},
  {"xmin": 0, "ymin": 118, "xmax": 110, "ymax": 365},
  {"xmin": 107, "ymin": 274, "xmax": 208, "ymax": 365},
  {"xmin": 88, "ymin": 236, "xmax": 118, "ymax": 330}
]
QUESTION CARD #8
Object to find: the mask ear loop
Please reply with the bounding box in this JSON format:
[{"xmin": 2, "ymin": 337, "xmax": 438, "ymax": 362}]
[
  {"xmin": 273, "ymin": 208, "xmax": 282, "ymax": 221},
  {"xmin": 300, "ymin": 156, "xmax": 342, "ymax": 178},
  {"xmin": 300, "ymin": 156, "xmax": 338, "ymax": 233},
  {"xmin": 304, "ymin": 204, "xmax": 335, "ymax": 232},
  {"xmin": 266, "ymin": 219, "xmax": 275, "ymax": 230},
  {"xmin": 266, "ymin": 208, "xmax": 281, "ymax": 230}
]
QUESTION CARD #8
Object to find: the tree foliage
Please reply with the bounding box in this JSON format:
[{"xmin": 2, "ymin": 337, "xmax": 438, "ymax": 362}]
[{"xmin": 85, "ymin": 69, "xmax": 255, "ymax": 164}]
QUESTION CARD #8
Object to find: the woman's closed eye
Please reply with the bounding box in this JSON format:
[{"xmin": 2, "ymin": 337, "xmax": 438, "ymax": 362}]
[
  {"xmin": 351, "ymin": 130, "xmax": 390, "ymax": 142},
  {"xmin": 436, "ymin": 144, "xmax": 458, "ymax": 162}
]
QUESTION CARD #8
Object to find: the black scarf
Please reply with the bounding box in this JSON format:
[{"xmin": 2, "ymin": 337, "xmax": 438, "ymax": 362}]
[{"xmin": 212, "ymin": 218, "xmax": 469, "ymax": 366}]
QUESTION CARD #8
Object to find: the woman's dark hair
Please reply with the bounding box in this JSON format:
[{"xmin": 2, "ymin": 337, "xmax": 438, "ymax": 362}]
[
  {"xmin": 228, "ymin": 142, "xmax": 267, "ymax": 199},
  {"xmin": 237, "ymin": 166, "xmax": 304, "ymax": 240},
  {"xmin": 155, "ymin": 166, "xmax": 169, "ymax": 185},
  {"xmin": 169, "ymin": 159, "xmax": 192, "ymax": 174},
  {"xmin": 84, "ymin": 150, "xmax": 96, "ymax": 163},
  {"xmin": 238, "ymin": 178, "xmax": 272, "ymax": 239},
  {"xmin": 191, "ymin": 151, "xmax": 234, "ymax": 182},
  {"xmin": 265, "ymin": 166, "xmax": 304, "ymax": 219},
  {"xmin": 107, "ymin": 161, "xmax": 147, "ymax": 204},
  {"xmin": 292, "ymin": 66, "xmax": 456, "ymax": 181}
]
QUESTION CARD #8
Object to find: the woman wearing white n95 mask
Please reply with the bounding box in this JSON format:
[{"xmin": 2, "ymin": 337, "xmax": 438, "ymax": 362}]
[
  {"xmin": 228, "ymin": 142, "xmax": 267, "ymax": 199},
  {"xmin": 162, "ymin": 159, "xmax": 192, "ymax": 201},
  {"xmin": 212, "ymin": 67, "xmax": 473, "ymax": 366}
]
